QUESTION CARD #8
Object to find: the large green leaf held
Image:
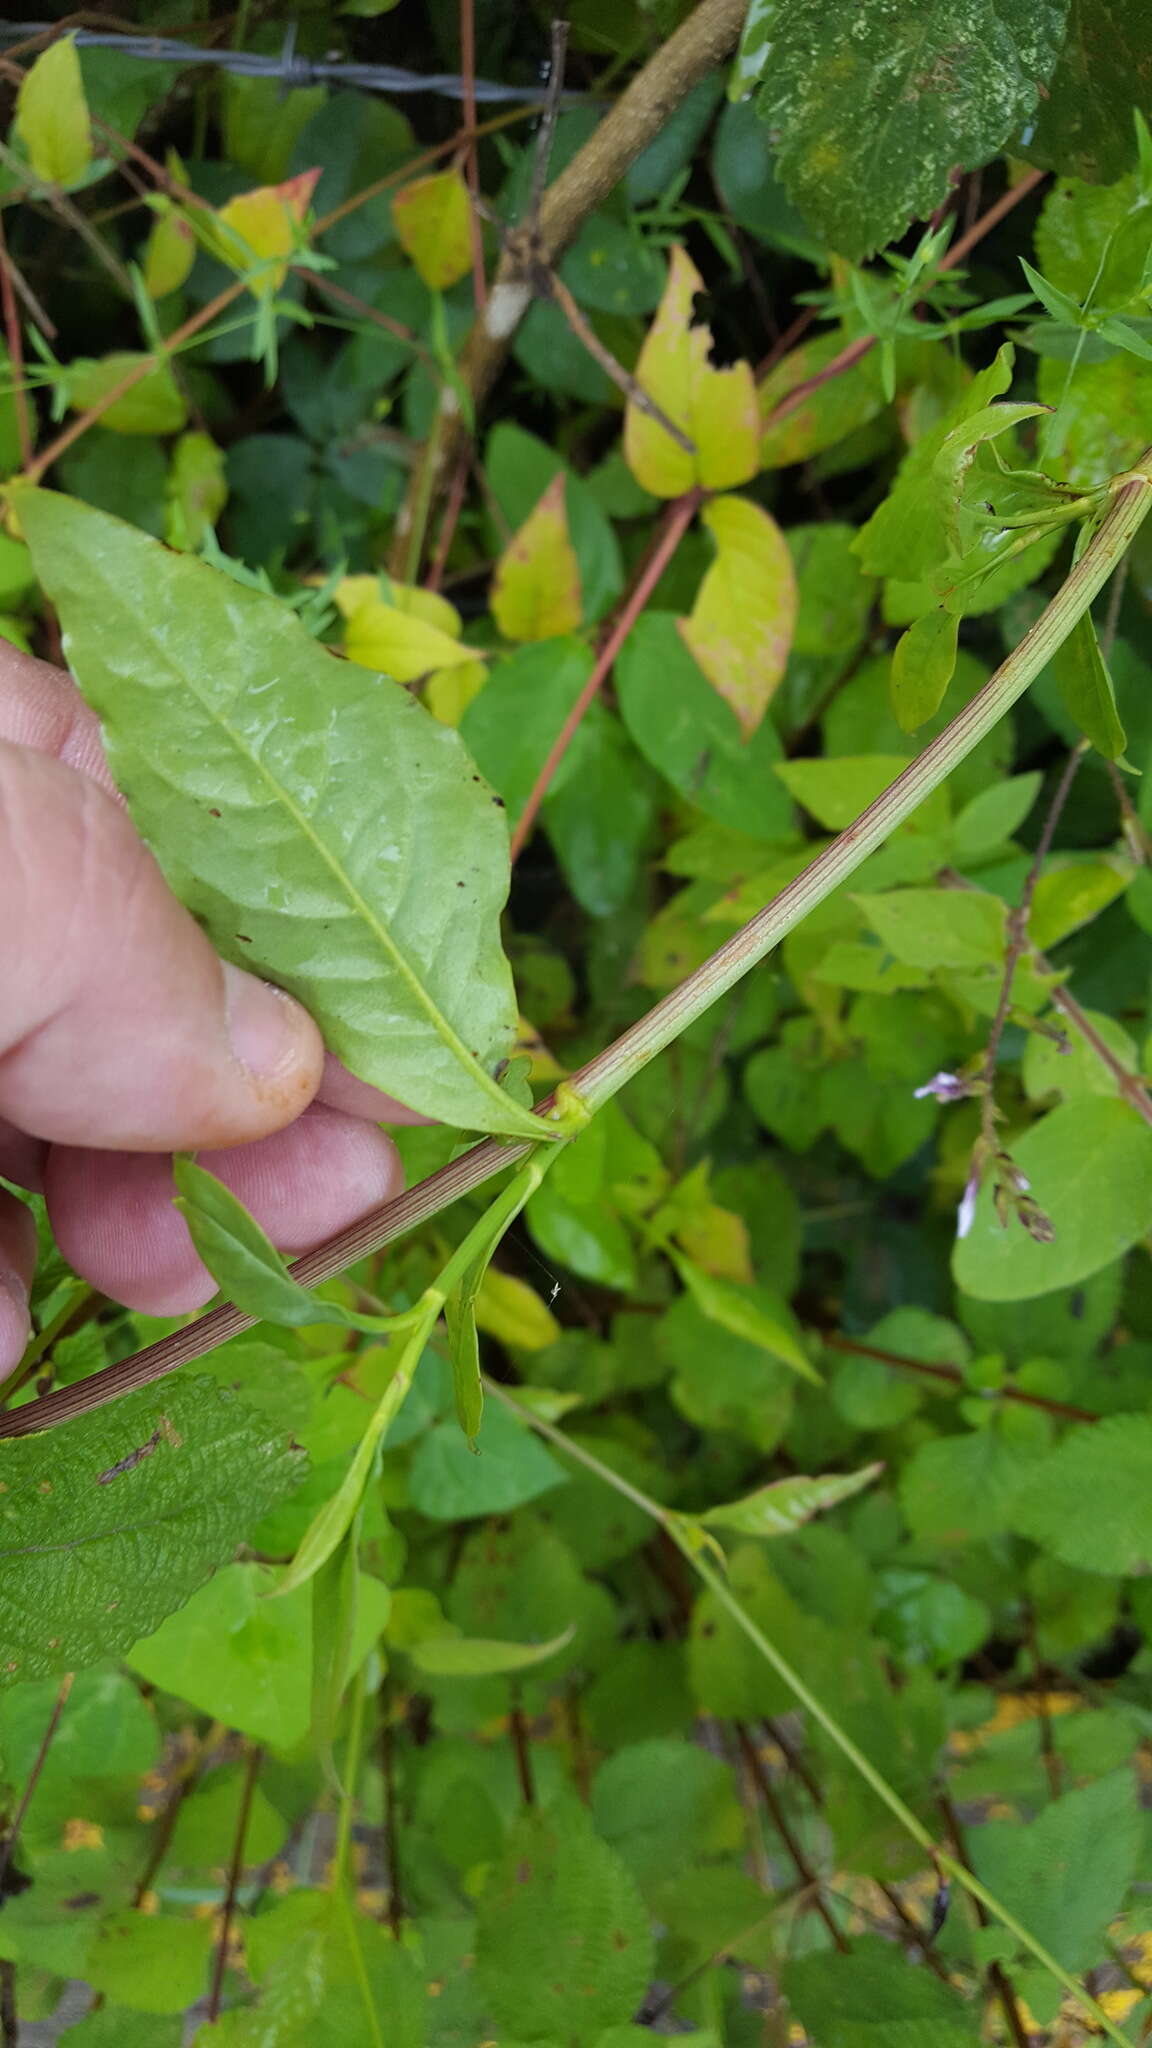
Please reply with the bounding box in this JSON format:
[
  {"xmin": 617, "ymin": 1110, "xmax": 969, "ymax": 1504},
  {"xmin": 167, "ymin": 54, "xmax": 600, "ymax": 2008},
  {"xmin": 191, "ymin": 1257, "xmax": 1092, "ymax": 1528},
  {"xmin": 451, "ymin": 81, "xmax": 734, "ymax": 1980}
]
[{"xmin": 17, "ymin": 489, "xmax": 543, "ymax": 1137}]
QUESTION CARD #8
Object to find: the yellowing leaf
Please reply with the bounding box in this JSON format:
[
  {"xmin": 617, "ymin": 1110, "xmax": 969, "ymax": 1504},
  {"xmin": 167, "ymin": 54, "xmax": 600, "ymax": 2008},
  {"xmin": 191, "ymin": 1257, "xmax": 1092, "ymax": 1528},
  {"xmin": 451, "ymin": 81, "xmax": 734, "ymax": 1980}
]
[
  {"xmin": 334, "ymin": 575, "xmax": 461, "ymax": 637},
  {"xmin": 678, "ymin": 495, "xmax": 797, "ymax": 737},
  {"xmin": 65, "ymin": 354, "xmax": 187, "ymax": 436},
  {"xmin": 215, "ymin": 168, "xmax": 320, "ymax": 294},
  {"xmin": 15, "ymin": 35, "xmax": 92, "ymax": 188},
  {"xmin": 674, "ymin": 1201, "xmax": 754, "ymax": 1284},
  {"xmin": 514, "ymin": 1015, "xmax": 566, "ymax": 1081},
  {"xmin": 474, "ymin": 1268, "xmax": 561, "ymax": 1351},
  {"xmin": 491, "ymin": 476, "xmax": 582, "ymax": 642},
  {"xmin": 625, "ymin": 245, "xmax": 759, "ymax": 497},
  {"xmin": 392, "ymin": 168, "xmax": 473, "ymax": 290},
  {"xmin": 425, "ymin": 658, "xmax": 488, "ymax": 725},
  {"xmin": 890, "ymin": 608, "xmax": 960, "ymax": 733},
  {"xmin": 143, "ymin": 203, "xmax": 196, "ymax": 299},
  {"xmin": 344, "ymin": 600, "xmax": 475, "ymax": 682}
]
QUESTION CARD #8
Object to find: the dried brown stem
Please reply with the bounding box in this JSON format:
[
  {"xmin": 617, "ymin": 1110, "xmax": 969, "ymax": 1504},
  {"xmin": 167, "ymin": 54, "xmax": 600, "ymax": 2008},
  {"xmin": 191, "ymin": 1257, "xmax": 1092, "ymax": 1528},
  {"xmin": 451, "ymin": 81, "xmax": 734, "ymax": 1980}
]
[
  {"xmin": 735, "ymin": 1722, "xmax": 849, "ymax": 1952},
  {"xmin": 547, "ymin": 270, "xmax": 694, "ymax": 451},
  {"xmin": 0, "ymin": 1673, "xmax": 73, "ymax": 1896},
  {"xmin": 206, "ymin": 1744, "xmax": 264, "ymax": 2023}
]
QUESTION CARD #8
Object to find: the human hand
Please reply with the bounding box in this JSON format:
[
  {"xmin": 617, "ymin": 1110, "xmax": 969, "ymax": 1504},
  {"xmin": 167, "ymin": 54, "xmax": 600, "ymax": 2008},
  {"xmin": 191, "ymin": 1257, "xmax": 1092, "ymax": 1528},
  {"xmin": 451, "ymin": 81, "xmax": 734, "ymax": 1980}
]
[{"xmin": 0, "ymin": 639, "xmax": 418, "ymax": 1374}]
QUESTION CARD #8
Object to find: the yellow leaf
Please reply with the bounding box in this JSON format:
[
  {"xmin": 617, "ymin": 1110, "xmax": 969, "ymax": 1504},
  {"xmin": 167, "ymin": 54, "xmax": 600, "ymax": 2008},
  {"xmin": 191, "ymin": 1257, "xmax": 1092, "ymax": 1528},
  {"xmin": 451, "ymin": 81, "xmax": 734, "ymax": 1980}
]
[
  {"xmin": 425, "ymin": 658, "xmax": 488, "ymax": 725},
  {"xmin": 474, "ymin": 1268, "xmax": 561, "ymax": 1351},
  {"xmin": 624, "ymin": 245, "xmax": 759, "ymax": 498},
  {"xmin": 15, "ymin": 35, "xmax": 92, "ymax": 188},
  {"xmin": 344, "ymin": 599, "xmax": 476, "ymax": 681},
  {"xmin": 143, "ymin": 203, "xmax": 196, "ymax": 300},
  {"xmin": 392, "ymin": 168, "xmax": 473, "ymax": 290},
  {"xmin": 165, "ymin": 431, "xmax": 228, "ymax": 551},
  {"xmin": 674, "ymin": 1202, "xmax": 754, "ymax": 1284},
  {"xmin": 678, "ymin": 495, "xmax": 797, "ymax": 737},
  {"xmin": 333, "ymin": 575, "xmax": 461, "ymax": 638},
  {"xmin": 490, "ymin": 476, "xmax": 582, "ymax": 642},
  {"xmin": 215, "ymin": 168, "xmax": 320, "ymax": 294}
]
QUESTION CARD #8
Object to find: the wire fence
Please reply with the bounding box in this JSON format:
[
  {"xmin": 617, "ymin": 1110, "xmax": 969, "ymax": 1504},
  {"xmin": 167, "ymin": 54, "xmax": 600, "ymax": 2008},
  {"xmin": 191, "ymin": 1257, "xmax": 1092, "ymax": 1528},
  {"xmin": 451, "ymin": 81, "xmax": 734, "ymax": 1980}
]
[{"xmin": 0, "ymin": 20, "xmax": 599, "ymax": 105}]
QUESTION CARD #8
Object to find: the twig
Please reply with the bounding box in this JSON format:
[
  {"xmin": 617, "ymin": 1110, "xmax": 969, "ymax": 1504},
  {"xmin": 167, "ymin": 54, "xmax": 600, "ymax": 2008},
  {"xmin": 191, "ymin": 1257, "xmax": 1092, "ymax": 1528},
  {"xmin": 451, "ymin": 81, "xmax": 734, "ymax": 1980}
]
[
  {"xmin": 380, "ymin": 1699, "xmax": 404, "ymax": 1937},
  {"xmin": 206, "ymin": 1743, "xmax": 264, "ymax": 2023},
  {"xmin": 458, "ymin": 0, "xmax": 487, "ymax": 311},
  {"xmin": 0, "ymin": 209, "xmax": 31, "ymax": 467},
  {"xmin": 132, "ymin": 1733, "xmax": 208, "ymax": 1906},
  {"xmin": 4, "ymin": 468, "xmax": 1149, "ymax": 1436},
  {"xmin": 978, "ymin": 741, "xmax": 1087, "ymax": 1153},
  {"xmin": 424, "ymin": 448, "xmax": 470, "ymax": 593},
  {"xmin": 823, "ymin": 1334, "xmax": 1096, "ymax": 1424},
  {"xmin": 391, "ymin": 0, "xmax": 749, "ymax": 562},
  {"xmin": 877, "ymin": 1880, "xmax": 954, "ymax": 1982},
  {"xmin": 939, "ymin": 1793, "xmax": 1032, "ymax": 2048},
  {"xmin": 734, "ymin": 1722, "xmax": 849, "ymax": 1952},
  {"xmin": 0, "ymin": 1962, "xmax": 14, "ymax": 2048},
  {"xmin": 509, "ymin": 486, "xmax": 702, "ymax": 857},
  {"xmin": 546, "ymin": 271, "xmax": 694, "ymax": 451},
  {"xmin": 0, "ymin": 1673, "xmax": 73, "ymax": 1895},
  {"xmin": 509, "ymin": 1697, "xmax": 536, "ymax": 1805}
]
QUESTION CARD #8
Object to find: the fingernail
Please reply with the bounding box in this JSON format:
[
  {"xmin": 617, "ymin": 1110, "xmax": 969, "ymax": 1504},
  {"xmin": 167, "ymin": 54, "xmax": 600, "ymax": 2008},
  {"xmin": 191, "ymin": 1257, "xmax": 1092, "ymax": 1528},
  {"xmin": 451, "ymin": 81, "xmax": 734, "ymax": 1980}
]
[
  {"xmin": 223, "ymin": 963, "xmax": 308, "ymax": 1081},
  {"xmin": 0, "ymin": 1268, "xmax": 30, "ymax": 1377}
]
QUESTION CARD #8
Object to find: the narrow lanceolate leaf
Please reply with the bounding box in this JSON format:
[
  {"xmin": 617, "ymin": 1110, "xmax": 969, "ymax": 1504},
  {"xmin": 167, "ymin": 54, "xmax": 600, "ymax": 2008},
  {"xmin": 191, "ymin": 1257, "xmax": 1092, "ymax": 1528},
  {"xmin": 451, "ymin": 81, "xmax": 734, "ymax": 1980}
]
[
  {"xmin": 18, "ymin": 490, "xmax": 543, "ymax": 1137},
  {"xmin": 673, "ymin": 1255, "xmax": 821, "ymax": 1384},
  {"xmin": 890, "ymin": 609, "xmax": 960, "ymax": 733},
  {"xmin": 678, "ymin": 495, "xmax": 797, "ymax": 737},
  {"xmin": 1051, "ymin": 610, "xmax": 1127, "ymax": 760},
  {"xmin": 702, "ymin": 1464, "xmax": 883, "ymax": 1539},
  {"xmin": 407, "ymin": 1624, "xmax": 575, "ymax": 1677},
  {"xmin": 625, "ymin": 245, "xmax": 759, "ymax": 497},
  {"xmin": 0, "ymin": 1376, "xmax": 304, "ymax": 1684},
  {"xmin": 172, "ymin": 1157, "xmax": 397, "ymax": 1333},
  {"xmin": 15, "ymin": 35, "xmax": 92, "ymax": 188},
  {"xmin": 491, "ymin": 476, "xmax": 583, "ymax": 642},
  {"xmin": 756, "ymin": 0, "xmax": 1068, "ymax": 261}
]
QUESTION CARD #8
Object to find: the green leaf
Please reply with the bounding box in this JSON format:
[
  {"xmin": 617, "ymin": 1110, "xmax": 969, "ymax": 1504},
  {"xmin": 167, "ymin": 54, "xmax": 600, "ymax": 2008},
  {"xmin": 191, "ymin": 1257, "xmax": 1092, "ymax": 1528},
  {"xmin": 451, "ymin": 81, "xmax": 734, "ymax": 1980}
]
[
  {"xmin": 391, "ymin": 168, "xmax": 472, "ymax": 290},
  {"xmin": 855, "ymin": 886, "xmax": 1006, "ymax": 971},
  {"xmin": 15, "ymin": 35, "xmax": 93, "ymax": 188},
  {"xmin": 855, "ymin": 346, "xmax": 1016, "ymax": 583},
  {"xmin": 591, "ymin": 1739, "xmax": 741, "ymax": 1887},
  {"xmin": 127, "ymin": 1561, "xmax": 391, "ymax": 1750},
  {"xmin": 84, "ymin": 1914, "xmax": 214, "ymax": 2016},
  {"xmin": 951, "ymin": 771, "xmax": 1042, "ymax": 860},
  {"xmin": 784, "ymin": 1936, "xmax": 983, "ymax": 2046},
  {"xmin": 673, "ymin": 1256, "xmax": 820, "ymax": 1383},
  {"xmin": 776, "ymin": 754, "xmax": 912, "ymax": 831},
  {"xmin": 890, "ymin": 609, "xmax": 960, "ymax": 733},
  {"xmin": 172, "ymin": 1156, "xmax": 393, "ymax": 1332},
  {"xmin": 702, "ymin": 1463, "xmax": 882, "ymax": 1538},
  {"xmin": 0, "ymin": 1376, "xmax": 304, "ymax": 1685},
  {"xmin": 973, "ymin": 1771, "xmax": 1143, "ymax": 1971},
  {"xmin": 873, "ymin": 1567, "xmax": 990, "ymax": 1668},
  {"xmin": 18, "ymin": 488, "xmax": 542, "ymax": 1138},
  {"xmin": 476, "ymin": 1806, "xmax": 654, "ymax": 2039},
  {"xmin": 310, "ymin": 1520, "xmax": 363, "ymax": 1778},
  {"xmin": 406, "ymin": 1397, "xmax": 568, "ymax": 1521},
  {"xmin": 462, "ymin": 637, "xmax": 595, "ymax": 826},
  {"xmin": 1051, "ymin": 610, "xmax": 1127, "ymax": 759},
  {"xmin": 901, "ymin": 1426, "xmax": 1044, "ymax": 1545},
  {"xmin": 954, "ymin": 1098, "xmax": 1152, "ymax": 1300},
  {"xmin": 1010, "ymin": 1415, "xmax": 1152, "ymax": 1574},
  {"xmin": 756, "ymin": 0, "xmax": 1067, "ymax": 261},
  {"xmin": 1025, "ymin": 0, "xmax": 1152, "ymax": 183},
  {"xmin": 407, "ymin": 1624, "xmax": 575, "ymax": 1676},
  {"xmin": 615, "ymin": 611, "xmax": 794, "ymax": 838},
  {"xmin": 64, "ymin": 355, "xmax": 187, "ymax": 436}
]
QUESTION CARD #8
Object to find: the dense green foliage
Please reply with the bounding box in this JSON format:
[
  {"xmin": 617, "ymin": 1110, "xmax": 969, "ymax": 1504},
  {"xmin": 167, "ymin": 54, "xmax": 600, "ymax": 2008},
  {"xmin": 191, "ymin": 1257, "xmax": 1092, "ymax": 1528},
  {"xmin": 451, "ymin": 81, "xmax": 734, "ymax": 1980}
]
[{"xmin": 3, "ymin": 2, "xmax": 1152, "ymax": 2042}]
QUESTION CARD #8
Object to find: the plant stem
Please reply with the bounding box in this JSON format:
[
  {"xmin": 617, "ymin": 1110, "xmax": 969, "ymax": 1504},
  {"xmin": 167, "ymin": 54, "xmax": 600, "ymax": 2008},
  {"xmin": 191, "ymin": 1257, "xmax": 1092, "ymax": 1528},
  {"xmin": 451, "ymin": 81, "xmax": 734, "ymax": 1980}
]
[
  {"xmin": 5, "ymin": 461, "xmax": 1150, "ymax": 1439},
  {"xmin": 481, "ymin": 1383, "xmax": 1136, "ymax": 2047},
  {"xmin": 206, "ymin": 1742, "xmax": 263, "ymax": 2023}
]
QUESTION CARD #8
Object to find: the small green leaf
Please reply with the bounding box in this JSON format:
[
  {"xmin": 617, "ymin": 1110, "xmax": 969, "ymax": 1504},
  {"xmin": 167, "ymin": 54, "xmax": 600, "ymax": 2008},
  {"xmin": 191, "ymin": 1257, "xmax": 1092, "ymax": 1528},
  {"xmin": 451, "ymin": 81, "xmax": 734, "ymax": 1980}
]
[
  {"xmin": 0, "ymin": 1377, "xmax": 304, "ymax": 1684},
  {"xmin": 855, "ymin": 886, "xmax": 1006, "ymax": 971},
  {"xmin": 1051, "ymin": 611, "xmax": 1127, "ymax": 759},
  {"xmin": 890, "ymin": 609, "xmax": 960, "ymax": 732},
  {"xmin": 407, "ymin": 1624, "xmax": 574, "ymax": 1676},
  {"xmin": 172, "ymin": 1157, "xmax": 395, "ymax": 1333},
  {"xmin": 18, "ymin": 488, "xmax": 543, "ymax": 1138},
  {"xmin": 65, "ymin": 354, "xmax": 187, "ymax": 436},
  {"xmin": 673, "ymin": 1255, "xmax": 821, "ymax": 1383},
  {"xmin": 15, "ymin": 35, "xmax": 93, "ymax": 188},
  {"xmin": 310, "ymin": 1519, "xmax": 365, "ymax": 1780},
  {"xmin": 702, "ymin": 1463, "xmax": 883, "ymax": 1538}
]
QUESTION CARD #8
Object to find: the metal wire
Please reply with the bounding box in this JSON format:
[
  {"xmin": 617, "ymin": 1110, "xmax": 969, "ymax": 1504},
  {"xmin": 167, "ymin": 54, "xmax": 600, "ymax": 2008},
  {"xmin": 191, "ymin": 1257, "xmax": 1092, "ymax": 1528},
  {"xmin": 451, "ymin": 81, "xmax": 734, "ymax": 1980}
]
[{"xmin": 0, "ymin": 20, "xmax": 599, "ymax": 104}]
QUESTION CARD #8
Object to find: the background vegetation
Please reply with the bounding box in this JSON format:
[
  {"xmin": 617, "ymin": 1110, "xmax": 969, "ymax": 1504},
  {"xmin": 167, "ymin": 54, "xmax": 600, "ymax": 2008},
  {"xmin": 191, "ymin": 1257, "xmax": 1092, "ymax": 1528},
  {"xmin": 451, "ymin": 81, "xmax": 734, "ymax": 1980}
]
[{"xmin": 2, "ymin": 1, "xmax": 1152, "ymax": 2042}]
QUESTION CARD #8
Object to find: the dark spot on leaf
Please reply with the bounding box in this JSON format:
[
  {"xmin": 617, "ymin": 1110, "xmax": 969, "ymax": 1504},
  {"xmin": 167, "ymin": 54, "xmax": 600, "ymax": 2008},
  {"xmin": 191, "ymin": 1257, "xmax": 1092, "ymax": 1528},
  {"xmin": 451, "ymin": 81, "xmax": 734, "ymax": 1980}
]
[
  {"xmin": 1070, "ymin": 1289, "xmax": 1085, "ymax": 1319},
  {"xmin": 236, "ymin": 934, "xmax": 252, "ymax": 943},
  {"xmin": 515, "ymin": 1860, "xmax": 534, "ymax": 1884},
  {"xmin": 208, "ymin": 807, "xmax": 221, "ymax": 818},
  {"xmin": 492, "ymin": 794, "xmax": 505, "ymax": 806},
  {"xmin": 64, "ymin": 1892, "xmax": 100, "ymax": 1911}
]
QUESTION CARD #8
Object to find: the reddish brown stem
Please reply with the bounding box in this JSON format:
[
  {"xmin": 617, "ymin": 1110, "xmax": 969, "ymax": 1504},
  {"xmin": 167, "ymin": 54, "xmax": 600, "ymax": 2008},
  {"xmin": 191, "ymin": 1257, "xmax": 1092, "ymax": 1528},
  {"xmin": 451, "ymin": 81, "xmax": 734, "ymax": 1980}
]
[
  {"xmin": 0, "ymin": 1673, "xmax": 72, "ymax": 1896},
  {"xmin": 0, "ymin": 210, "xmax": 31, "ymax": 469},
  {"xmin": 509, "ymin": 487, "xmax": 703, "ymax": 857},
  {"xmin": 824, "ymin": 1333, "xmax": 1096, "ymax": 1424},
  {"xmin": 424, "ymin": 450, "xmax": 470, "ymax": 594},
  {"xmin": 735, "ymin": 1723, "xmax": 849, "ymax": 1953},
  {"xmin": 206, "ymin": 1744, "xmax": 264, "ymax": 2023},
  {"xmin": 509, "ymin": 1698, "xmax": 536, "ymax": 1806}
]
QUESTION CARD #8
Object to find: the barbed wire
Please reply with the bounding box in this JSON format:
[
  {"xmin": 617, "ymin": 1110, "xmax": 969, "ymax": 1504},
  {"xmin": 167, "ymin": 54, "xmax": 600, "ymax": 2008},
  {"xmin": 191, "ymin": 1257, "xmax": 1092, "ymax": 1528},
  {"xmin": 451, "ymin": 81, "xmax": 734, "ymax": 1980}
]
[{"xmin": 0, "ymin": 21, "xmax": 600, "ymax": 105}]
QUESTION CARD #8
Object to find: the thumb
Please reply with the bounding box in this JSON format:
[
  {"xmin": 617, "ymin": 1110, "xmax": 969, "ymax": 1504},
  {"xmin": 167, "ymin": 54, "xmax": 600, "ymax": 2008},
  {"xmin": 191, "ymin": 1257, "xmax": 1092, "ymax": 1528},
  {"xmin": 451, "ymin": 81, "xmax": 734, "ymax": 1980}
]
[{"xmin": 0, "ymin": 739, "xmax": 323, "ymax": 1151}]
